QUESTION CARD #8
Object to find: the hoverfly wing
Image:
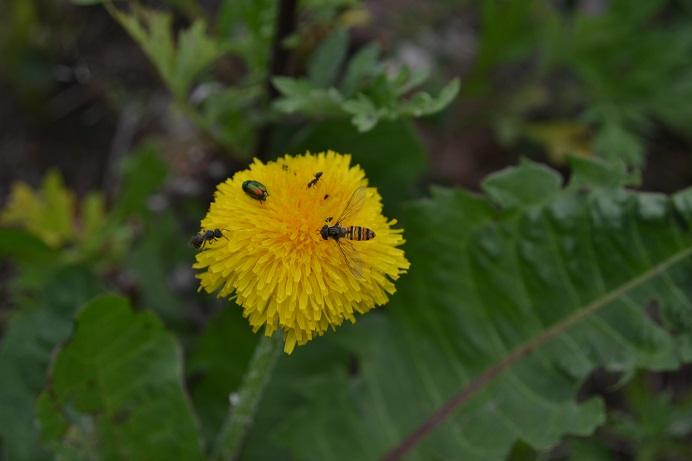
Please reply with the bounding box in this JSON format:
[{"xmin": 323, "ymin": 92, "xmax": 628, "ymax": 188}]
[
  {"xmin": 334, "ymin": 186, "xmax": 367, "ymax": 225},
  {"xmin": 335, "ymin": 238, "xmax": 364, "ymax": 280}
]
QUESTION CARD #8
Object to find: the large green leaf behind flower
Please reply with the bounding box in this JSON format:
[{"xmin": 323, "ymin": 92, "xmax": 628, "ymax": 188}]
[
  {"xmin": 37, "ymin": 295, "xmax": 203, "ymax": 460},
  {"xmin": 273, "ymin": 158, "xmax": 692, "ymax": 460}
]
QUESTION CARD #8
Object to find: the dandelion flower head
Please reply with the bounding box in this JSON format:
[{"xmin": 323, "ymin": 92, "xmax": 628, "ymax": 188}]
[{"xmin": 193, "ymin": 151, "xmax": 409, "ymax": 353}]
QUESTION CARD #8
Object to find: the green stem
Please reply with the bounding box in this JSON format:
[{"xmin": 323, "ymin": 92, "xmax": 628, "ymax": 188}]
[{"xmin": 211, "ymin": 333, "xmax": 283, "ymax": 461}]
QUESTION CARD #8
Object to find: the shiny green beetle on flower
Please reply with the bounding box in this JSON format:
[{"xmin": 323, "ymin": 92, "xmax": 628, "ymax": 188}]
[{"xmin": 242, "ymin": 180, "xmax": 269, "ymax": 202}]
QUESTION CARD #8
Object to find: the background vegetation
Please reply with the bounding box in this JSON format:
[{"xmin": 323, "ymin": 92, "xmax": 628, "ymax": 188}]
[{"xmin": 1, "ymin": 0, "xmax": 692, "ymax": 460}]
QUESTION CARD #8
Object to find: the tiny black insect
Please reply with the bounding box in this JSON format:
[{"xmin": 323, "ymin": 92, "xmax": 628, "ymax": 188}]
[
  {"xmin": 307, "ymin": 171, "xmax": 323, "ymax": 188},
  {"xmin": 191, "ymin": 229, "xmax": 224, "ymax": 249},
  {"xmin": 323, "ymin": 194, "xmax": 329, "ymax": 200},
  {"xmin": 281, "ymin": 164, "xmax": 289, "ymax": 171}
]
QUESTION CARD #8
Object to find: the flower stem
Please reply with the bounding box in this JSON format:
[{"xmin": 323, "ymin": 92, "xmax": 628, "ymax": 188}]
[{"xmin": 211, "ymin": 333, "xmax": 283, "ymax": 461}]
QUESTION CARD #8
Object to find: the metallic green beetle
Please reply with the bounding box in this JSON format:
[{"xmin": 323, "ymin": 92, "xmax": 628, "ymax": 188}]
[{"xmin": 242, "ymin": 180, "xmax": 269, "ymax": 202}]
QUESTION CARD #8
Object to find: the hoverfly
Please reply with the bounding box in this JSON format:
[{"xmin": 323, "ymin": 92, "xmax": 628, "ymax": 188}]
[
  {"xmin": 307, "ymin": 171, "xmax": 323, "ymax": 189},
  {"xmin": 320, "ymin": 187, "xmax": 375, "ymax": 278},
  {"xmin": 191, "ymin": 228, "xmax": 225, "ymax": 249},
  {"xmin": 242, "ymin": 180, "xmax": 269, "ymax": 202}
]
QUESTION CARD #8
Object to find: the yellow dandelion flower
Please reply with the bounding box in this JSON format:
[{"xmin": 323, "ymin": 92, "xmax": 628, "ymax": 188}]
[{"xmin": 193, "ymin": 151, "xmax": 409, "ymax": 353}]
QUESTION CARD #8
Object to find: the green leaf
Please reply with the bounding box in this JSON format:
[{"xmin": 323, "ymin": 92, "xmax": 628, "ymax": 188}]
[
  {"xmin": 274, "ymin": 61, "xmax": 458, "ymax": 131},
  {"xmin": 111, "ymin": 6, "xmax": 221, "ymax": 99},
  {"xmin": 272, "ymin": 163, "xmax": 692, "ymax": 460},
  {"xmin": 307, "ymin": 28, "xmax": 349, "ymax": 88},
  {"xmin": 81, "ymin": 192, "xmax": 106, "ymax": 237},
  {"xmin": 111, "ymin": 143, "xmax": 168, "ymax": 221},
  {"xmin": 0, "ymin": 170, "xmax": 76, "ymax": 247},
  {"xmin": 606, "ymin": 375, "xmax": 692, "ymax": 459},
  {"xmin": 593, "ymin": 120, "xmax": 645, "ymax": 168},
  {"xmin": 397, "ymin": 78, "xmax": 460, "ymax": 117},
  {"xmin": 242, "ymin": 339, "xmax": 354, "ymax": 461},
  {"xmin": 174, "ymin": 20, "xmax": 223, "ymax": 97},
  {"xmin": 272, "ymin": 77, "xmax": 344, "ymax": 115},
  {"xmin": 341, "ymin": 43, "xmax": 380, "ymax": 96},
  {"xmin": 125, "ymin": 209, "xmax": 193, "ymax": 325},
  {"xmin": 566, "ymin": 437, "xmax": 614, "ymax": 461},
  {"xmin": 559, "ymin": 0, "xmax": 692, "ymax": 167},
  {"xmin": 342, "ymin": 94, "xmax": 384, "ymax": 132},
  {"xmin": 0, "ymin": 228, "xmax": 53, "ymax": 262},
  {"xmin": 38, "ymin": 170, "xmax": 76, "ymax": 243},
  {"xmin": 568, "ymin": 156, "xmax": 630, "ymax": 191},
  {"xmin": 37, "ymin": 295, "xmax": 203, "ymax": 460},
  {"xmin": 112, "ymin": 7, "xmax": 176, "ymax": 88},
  {"xmin": 200, "ymin": 83, "xmax": 263, "ymax": 155},
  {"xmin": 391, "ymin": 66, "xmax": 429, "ymax": 97},
  {"xmin": 187, "ymin": 308, "xmax": 258, "ymax": 441},
  {"xmin": 272, "ymin": 76, "xmax": 311, "ymax": 100},
  {"xmin": 482, "ymin": 158, "xmax": 562, "ymax": 210},
  {"xmin": 216, "ymin": 0, "xmax": 275, "ymax": 78},
  {"xmin": 339, "ymin": 74, "xmax": 459, "ymax": 131},
  {"xmin": 465, "ymin": 0, "xmax": 541, "ymax": 93},
  {"xmin": 78, "ymin": 191, "xmax": 109, "ymax": 257},
  {"xmin": 0, "ymin": 266, "xmax": 103, "ymax": 460}
]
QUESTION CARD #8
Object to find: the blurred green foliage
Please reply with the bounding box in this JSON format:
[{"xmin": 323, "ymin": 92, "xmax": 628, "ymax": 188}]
[
  {"xmin": 1, "ymin": 172, "xmax": 80, "ymax": 248},
  {"xmin": 561, "ymin": 374, "xmax": 692, "ymax": 461},
  {"xmin": 472, "ymin": 0, "xmax": 692, "ymax": 167},
  {"xmin": 0, "ymin": 0, "xmax": 56, "ymax": 98},
  {"xmin": 607, "ymin": 377, "xmax": 692, "ymax": 461},
  {"xmin": 2, "ymin": 0, "xmax": 692, "ymax": 460},
  {"xmin": 273, "ymin": 42, "xmax": 460, "ymax": 132},
  {"xmin": 98, "ymin": 0, "xmax": 458, "ymax": 156},
  {"xmin": 0, "ymin": 145, "xmax": 169, "ymax": 460},
  {"xmin": 0, "ymin": 266, "xmax": 104, "ymax": 460}
]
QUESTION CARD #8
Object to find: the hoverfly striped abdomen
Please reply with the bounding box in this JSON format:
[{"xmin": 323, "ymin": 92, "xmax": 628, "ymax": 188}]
[
  {"xmin": 319, "ymin": 187, "xmax": 374, "ymax": 279},
  {"xmin": 347, "ymin": 226, "xmax": 375, "ymax": 241}
]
